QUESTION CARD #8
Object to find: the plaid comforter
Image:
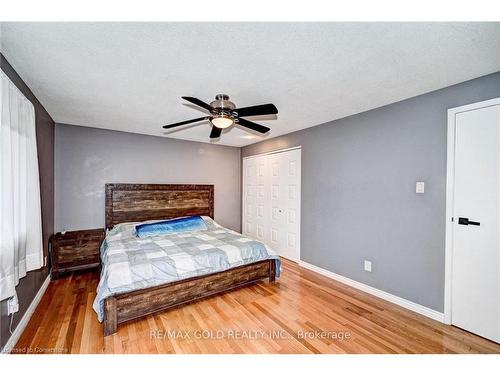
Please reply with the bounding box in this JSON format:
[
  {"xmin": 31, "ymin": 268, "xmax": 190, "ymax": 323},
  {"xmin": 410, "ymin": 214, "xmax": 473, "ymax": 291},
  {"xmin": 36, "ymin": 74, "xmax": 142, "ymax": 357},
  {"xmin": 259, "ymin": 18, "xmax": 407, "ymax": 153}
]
[{"xmin": 93, "ymin": 217, "xmax": 280, "ymax": 321}]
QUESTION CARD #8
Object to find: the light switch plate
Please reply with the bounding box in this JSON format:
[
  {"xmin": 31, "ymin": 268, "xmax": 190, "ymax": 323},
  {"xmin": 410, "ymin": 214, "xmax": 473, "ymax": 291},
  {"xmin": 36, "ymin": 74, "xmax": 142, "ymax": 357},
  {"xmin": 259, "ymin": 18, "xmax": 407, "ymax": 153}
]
[
  {"xmin": 364, "ymin": 260, "xmax": 372, "ymax": 272},
  {"xmin": 416, "ymin": 181, "xmax": 425, "ymax": 194}
]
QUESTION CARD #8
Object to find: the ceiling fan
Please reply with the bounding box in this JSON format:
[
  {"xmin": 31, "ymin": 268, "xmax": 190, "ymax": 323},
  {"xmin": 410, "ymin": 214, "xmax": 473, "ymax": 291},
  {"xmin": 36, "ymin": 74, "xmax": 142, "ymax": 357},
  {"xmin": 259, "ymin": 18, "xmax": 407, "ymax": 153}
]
[{"xmin": 163, "ymin": 94, "xmax": 278, "ymax": 139}]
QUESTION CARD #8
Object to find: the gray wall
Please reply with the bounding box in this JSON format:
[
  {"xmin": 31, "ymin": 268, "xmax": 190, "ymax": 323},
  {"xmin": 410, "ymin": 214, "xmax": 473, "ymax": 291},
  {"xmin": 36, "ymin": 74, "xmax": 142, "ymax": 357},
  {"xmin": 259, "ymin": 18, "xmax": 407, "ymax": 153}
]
[
  {"xmin": 1, "ymin": 54, "xmax": 54, "ymax": 349},
  {"xmin": 55, "ymin": 124, "xmax": 242, "ymax": 233},
  {"xmin": 242, "ymin": 71, "xmax": 500, "ymax": 312}
]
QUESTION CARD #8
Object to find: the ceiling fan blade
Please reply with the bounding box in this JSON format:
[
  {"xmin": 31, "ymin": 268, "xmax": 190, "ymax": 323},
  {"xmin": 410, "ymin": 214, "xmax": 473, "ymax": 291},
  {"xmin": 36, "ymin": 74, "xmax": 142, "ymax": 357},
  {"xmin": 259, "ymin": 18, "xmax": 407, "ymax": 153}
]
[
  {"xmin": 182, "ymin": 96, "xmax": 214, "ymax": 112},
  {"xmin": 234, "ymin": 103, "xmax": 278, "ymax": 117},
  {"xmin": 210, "ymin": 125, "xmax": 222, "ymax": 139},
  {"xmin": 237, "ymin": 118, "xmax": 270, "ymax": 134},
  {"xmin": 163, "ymin": 116, "xmax": 209, "ymax": 129}
]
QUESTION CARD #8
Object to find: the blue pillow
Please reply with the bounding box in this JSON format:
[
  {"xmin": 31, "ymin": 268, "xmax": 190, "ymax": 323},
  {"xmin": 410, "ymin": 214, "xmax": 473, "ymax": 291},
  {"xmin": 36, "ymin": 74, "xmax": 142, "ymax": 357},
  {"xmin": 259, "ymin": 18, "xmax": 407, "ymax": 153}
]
[{"xmin": 135, "ymin": 216, "xmax": 207, "ymax": 238}]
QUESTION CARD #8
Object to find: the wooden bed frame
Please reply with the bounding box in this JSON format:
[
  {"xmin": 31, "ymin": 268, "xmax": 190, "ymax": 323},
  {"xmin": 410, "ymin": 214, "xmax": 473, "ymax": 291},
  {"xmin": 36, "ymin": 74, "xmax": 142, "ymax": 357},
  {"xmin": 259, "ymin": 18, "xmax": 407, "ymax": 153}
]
[{"xmin": 103, "ymin": 183, "xmax": 276, "ymax": 336}]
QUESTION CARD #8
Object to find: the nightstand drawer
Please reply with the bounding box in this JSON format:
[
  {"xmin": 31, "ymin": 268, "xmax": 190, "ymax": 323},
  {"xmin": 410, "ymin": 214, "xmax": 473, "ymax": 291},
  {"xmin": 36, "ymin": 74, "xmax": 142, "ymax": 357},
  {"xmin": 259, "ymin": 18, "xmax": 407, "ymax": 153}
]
[
  {"xmin": 57, "ymin": 247, "xmax": 100, "ymax": 267},
  {"xmin": 51, "ymin": 228, "xmax": 104, "ymax": 279}
]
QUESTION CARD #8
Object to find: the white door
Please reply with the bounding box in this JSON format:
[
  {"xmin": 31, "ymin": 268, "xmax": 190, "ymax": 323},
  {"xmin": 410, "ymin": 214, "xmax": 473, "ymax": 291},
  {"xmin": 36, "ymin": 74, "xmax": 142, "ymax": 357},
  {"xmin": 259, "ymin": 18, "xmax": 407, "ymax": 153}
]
[
  {"xmin": 243, "ymin": 148, "xmax": 301, "ymax": 261},
  {"xmin": 451, "ymin": 102, "xmax": 500, "ymax": 343}
]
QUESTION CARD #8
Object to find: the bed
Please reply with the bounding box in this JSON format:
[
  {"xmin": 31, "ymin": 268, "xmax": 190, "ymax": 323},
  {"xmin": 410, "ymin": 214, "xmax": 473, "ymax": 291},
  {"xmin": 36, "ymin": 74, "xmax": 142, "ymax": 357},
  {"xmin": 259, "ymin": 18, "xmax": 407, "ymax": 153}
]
[{"xmin": 96, "ymin": 183, "xmax": 279, "ymax": 336}]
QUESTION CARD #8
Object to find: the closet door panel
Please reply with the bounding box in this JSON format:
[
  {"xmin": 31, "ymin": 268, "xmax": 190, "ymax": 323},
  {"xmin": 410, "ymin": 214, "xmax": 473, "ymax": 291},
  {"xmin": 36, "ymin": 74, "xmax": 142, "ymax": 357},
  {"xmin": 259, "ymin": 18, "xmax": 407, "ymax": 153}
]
[{"xmin": 243, "ymin": 149, "xmax": 301, "ymax": 261}]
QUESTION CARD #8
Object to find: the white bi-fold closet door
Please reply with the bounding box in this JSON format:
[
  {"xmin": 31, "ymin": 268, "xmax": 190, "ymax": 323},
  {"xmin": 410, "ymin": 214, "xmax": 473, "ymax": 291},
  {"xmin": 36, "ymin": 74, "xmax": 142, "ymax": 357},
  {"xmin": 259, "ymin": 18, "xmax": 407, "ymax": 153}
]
[{"xmin": 242, "ymin": 148, "xmax": 301, "ymax": 261}]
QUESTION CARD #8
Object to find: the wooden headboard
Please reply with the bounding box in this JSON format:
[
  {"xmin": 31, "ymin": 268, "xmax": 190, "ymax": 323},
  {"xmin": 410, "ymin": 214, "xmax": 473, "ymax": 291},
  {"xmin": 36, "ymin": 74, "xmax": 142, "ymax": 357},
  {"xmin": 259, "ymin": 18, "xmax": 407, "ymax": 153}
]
[{"xmin": 105, "ymin": 184, "xmax": 214, "ymax": 229}]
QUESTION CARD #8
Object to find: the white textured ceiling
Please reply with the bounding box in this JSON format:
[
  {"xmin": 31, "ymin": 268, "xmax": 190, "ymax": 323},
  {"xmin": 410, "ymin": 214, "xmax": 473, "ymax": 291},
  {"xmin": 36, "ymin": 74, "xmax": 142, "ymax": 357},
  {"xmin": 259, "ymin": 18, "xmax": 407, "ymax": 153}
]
[{"xmin": 1, "ymin": 22, "xmax": 500, "ymax": 147}]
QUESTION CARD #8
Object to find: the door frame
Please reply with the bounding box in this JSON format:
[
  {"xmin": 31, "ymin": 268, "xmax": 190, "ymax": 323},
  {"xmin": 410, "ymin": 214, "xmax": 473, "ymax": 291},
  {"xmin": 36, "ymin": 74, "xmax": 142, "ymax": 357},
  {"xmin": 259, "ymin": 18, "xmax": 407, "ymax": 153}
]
[
  {"xmin": 242, "ymin": 146, "xmax": 302, "ymax": 261},
  {"xmin": 444, "ymin": 97, "xmax": 500, "ymax": 324},
  {"xmin": 242, "ymin": 146, "xmax": 302, "ymax": 160}
]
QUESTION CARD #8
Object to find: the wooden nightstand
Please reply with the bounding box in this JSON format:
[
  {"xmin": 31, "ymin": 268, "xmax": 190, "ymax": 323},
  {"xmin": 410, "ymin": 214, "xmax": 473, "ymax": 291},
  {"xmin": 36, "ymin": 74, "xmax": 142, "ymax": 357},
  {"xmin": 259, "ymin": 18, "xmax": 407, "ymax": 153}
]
[{"xmin": 50, "ymin": 228, "xmax": 105, "ymax": 279}]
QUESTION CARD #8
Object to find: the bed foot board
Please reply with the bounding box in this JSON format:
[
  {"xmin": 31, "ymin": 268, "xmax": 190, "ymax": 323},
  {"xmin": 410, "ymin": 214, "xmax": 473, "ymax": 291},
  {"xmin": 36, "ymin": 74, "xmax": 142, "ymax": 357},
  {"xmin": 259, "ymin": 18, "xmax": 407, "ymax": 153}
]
[{"xmin": 102, "ymin": 259, "xmax": 276, "ymax": 336}]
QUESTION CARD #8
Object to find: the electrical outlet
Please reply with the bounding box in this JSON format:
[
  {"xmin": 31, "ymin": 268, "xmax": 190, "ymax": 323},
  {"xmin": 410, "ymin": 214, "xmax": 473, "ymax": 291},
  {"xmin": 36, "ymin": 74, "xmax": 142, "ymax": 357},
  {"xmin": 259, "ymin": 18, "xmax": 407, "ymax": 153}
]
[
  {"xmin": 364, "ymin": 260, "xmax": 372, "ymax": 272},
  {"xmin": 7, "ymin": 295, "xmax": 19, "ymax": 315}
]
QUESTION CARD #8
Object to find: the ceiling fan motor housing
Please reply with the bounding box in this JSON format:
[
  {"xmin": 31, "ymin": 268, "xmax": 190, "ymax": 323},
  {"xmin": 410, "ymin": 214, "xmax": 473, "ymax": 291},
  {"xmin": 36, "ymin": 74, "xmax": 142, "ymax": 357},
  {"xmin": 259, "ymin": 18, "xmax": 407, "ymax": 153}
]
[{"xmin": 210, "ymin": 94, "xmax": 236, "ymax": 116}]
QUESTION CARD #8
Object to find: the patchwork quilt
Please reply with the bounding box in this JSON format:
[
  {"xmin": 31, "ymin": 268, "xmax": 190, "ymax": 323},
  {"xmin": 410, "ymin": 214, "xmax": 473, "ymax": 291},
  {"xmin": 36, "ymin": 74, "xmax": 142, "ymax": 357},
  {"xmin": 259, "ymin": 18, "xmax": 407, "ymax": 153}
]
[{"xmin": 92, "ymin": 217, "xmax": 280, "ymax": 321}]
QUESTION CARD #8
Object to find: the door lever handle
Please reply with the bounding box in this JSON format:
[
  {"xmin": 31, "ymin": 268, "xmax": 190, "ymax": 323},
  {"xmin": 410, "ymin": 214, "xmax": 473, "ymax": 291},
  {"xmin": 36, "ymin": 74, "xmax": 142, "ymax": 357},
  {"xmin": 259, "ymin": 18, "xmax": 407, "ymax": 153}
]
[{"xmin": 458, "ymin": 217, "xmax": 480, "ymax": 226}]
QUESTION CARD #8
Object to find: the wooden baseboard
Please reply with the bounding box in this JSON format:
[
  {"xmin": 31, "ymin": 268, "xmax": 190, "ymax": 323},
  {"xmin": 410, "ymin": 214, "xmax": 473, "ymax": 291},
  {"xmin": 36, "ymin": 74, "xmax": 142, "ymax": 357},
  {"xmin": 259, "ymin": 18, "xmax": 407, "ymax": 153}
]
[{"xmin": 1, "ymin": 275, "xmax": 50, "ymax": 353}]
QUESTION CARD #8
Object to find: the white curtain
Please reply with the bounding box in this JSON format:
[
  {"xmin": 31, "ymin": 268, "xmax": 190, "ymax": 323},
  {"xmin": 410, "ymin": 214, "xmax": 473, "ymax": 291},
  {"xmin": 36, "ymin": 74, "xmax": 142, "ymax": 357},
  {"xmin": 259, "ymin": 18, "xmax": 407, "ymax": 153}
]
[{"xmin": 0, "ymin": 70, "xmax": 43, "ymax": 301}]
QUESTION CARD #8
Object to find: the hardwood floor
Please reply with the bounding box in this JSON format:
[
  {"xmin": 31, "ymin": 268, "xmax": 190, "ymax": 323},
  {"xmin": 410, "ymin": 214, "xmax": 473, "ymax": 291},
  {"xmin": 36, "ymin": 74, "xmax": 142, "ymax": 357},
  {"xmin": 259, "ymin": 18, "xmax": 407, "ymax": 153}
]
[{"xmin": 13, "ymin": 259, "xmax": 500, "ymax": 354}]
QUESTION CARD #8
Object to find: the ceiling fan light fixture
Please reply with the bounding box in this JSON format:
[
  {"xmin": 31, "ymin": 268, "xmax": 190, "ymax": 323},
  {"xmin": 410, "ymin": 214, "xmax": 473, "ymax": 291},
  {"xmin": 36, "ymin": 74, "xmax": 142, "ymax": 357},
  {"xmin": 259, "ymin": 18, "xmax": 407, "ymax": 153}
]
[{"xmin": 210, "ymin": 115, "xmax": 234, "ymax": 129}]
